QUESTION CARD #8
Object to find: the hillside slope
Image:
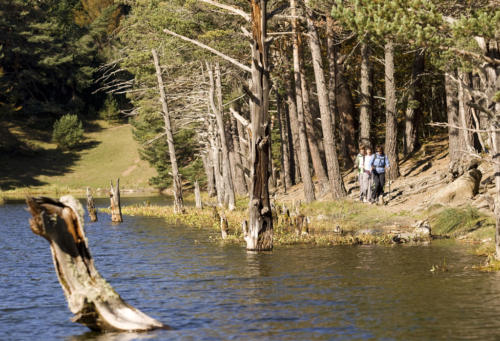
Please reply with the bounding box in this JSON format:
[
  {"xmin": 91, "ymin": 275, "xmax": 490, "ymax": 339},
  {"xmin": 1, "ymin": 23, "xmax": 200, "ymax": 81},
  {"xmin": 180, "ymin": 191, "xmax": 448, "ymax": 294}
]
[{"xmin": 0, "ymin": 121, "xmax": 157, "ymax": 195}]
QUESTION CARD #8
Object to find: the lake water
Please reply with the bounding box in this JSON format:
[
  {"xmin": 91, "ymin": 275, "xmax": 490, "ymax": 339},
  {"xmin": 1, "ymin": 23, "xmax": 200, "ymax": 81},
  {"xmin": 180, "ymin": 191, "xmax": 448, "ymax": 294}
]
[{"xmin": 1, "ymin": 198, "xmax": 500, "ymax": 340}]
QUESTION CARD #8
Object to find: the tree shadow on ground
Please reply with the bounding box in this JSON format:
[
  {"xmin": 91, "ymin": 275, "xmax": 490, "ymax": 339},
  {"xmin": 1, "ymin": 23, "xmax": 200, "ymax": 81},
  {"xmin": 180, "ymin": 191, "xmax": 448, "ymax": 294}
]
[{"xmin": 0, "ymin": 140, "xmax": 100, "ymax": 191}]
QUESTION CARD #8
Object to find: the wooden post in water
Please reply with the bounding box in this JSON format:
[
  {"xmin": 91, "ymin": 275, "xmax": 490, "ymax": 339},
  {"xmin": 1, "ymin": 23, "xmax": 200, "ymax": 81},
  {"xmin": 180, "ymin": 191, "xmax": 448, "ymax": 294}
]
[
  {"xmin": 86, "ymin": 187, "xmax": 98, "ymax": 222},
  {"xmin": 194, "ymin": 180, "xmax": 203, "ymax": 209},
  {"xmin": 110, "ymin": 179, "xmax": 122, "ymax": 223},
  {"xmin": 26, "ymin": 196, "xmax": 167, "ymax": 332}
]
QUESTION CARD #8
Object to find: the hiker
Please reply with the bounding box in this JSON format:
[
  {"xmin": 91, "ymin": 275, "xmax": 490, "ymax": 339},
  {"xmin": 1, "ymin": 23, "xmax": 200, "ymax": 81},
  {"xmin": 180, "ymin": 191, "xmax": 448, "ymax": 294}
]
[
  {"xmin": 361, "ymin": 146, "xmax": 374, "ymax": 203},
  {"xmin": 355, "ymin": 146, "xmax": 366, "ymax": 201},
  {"xmin": 371, "ymin": 145, "xmax": 390, "ymax": 205}
]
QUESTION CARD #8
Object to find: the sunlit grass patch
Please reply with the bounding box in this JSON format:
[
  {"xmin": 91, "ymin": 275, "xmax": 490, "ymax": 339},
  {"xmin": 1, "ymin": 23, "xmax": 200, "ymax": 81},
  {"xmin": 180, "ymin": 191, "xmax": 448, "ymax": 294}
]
[{"xmin": 428, "ymin": 206, "xmax": 494, "ymax": 238}]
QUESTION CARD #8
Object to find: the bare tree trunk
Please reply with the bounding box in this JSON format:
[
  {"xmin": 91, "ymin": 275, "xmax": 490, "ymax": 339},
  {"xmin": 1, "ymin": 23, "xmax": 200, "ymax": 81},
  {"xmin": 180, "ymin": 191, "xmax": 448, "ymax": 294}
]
[
  {"xmin": 26, "ymin": 196, "xmax": 167, "ymax": 332},
  {"xmin": 110, "ymin": 179, "xmax": 122, "ymax": 223},
  {"xmin": 208, "ymin": 62, "xmax": 236, "ymax": 210},
  {"xmin": 336, "ymin": 58, "xmax": 357, "ymax": 169},
  {"xmin": 286, "ymin": 80, "xmax": 301, "ymax": 184},
  {"xmin": 229, "ymin": 104, "xmax": 248, "ymax": 195},
  {"xmin": 305, "ymin": 12, "xmax": 346, "ymax": 198},
  {"xmin": 291, "ymin": 0, "xmax": 315, "ymax": 202},
  {"xmin": 277, "ymin": 92, "xmax": 292, "ymax": 192},
  {"xmin": 384, "ymin": 40, "xmax": 400, "ymax": 180},
  {"xmin": 209, "ymin": 118, "xmax": 225, "ymax": 206},
  {"xmin": 194, "ymin": 180, "xmax": 203, "ymax": 209},
  {"xmin": 359, "ymin": 42, "xmax": 372, "ymax": 148},
  {"xmin": 458, "ymin": 71, "xmax": 475, "ymax": 152},
  {"xmin": 201, "ymin": 153, "xmax": 216, "ymax": 197},
  {"xmin": 152, "ymin": 48, "xmax": 184, "ymax": 213},
  {"xmin": 237, "ymin": 118, "xmax": 252, "ymax": 191},
  {"xmin": 245, "ymin": 0, "xmax": 273, "ymax": 251},
  {"xmin": 404, "ymin": 50, "xmax": 425, "ymax": 155},
  {"xmin": 301, "ymin": 71, "xmax": 329, "ymax": 192},
  {"xmin": 445, "ymin": 72, "xmax": 464, "ymax": 176},
  {"xmin": 326, "ymin": 17, "xmax": 338, "ymax": 134},
  {"xmin": 86, "ymin": 187, "xmax": 97, "ymax": 222}
]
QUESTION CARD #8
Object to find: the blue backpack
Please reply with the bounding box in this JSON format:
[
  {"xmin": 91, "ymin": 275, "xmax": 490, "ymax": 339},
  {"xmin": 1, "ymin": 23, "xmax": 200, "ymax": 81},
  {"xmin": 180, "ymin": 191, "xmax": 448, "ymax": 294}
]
[{"xmin": 373, "ymin": 154, "xmax": 386, "ymax": 168}]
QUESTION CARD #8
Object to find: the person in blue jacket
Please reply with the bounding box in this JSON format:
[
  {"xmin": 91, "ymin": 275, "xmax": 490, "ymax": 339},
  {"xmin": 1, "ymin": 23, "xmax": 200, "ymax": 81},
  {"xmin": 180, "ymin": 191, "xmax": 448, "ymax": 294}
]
[{"xmin": 371, "ymin": 145, "xmax": 390, "ymax": 204}]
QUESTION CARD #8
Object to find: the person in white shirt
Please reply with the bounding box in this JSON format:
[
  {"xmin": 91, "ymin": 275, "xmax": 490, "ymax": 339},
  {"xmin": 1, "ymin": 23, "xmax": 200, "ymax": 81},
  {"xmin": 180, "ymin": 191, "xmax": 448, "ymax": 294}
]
[{"xmin": 361, "ymin": 147, "xmax": 375, "ymax": 203}]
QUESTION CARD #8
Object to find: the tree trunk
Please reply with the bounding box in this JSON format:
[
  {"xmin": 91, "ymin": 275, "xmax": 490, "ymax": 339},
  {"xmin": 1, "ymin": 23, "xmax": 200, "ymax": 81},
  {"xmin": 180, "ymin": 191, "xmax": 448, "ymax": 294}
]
[
  {"xmin": 277, "ymin": 92, "xmax": 292, "ymax": 191},
  {"xmin": 291, "ymin": 0, "xmax": 315, "ymax": 202},
  {"xmin": 326, "ymin": 17, "xmax": 338, "ymax": 135},
  {"xmin": 305, "ymin": 12, "xmax": 346, "ymax": 199},
  {"xmin": 152, "ymin": 48, "xmax": 184, "ymax": 213},
  {"xmin": 285, "ymin": 80, "xmax": 301, "ymax": 184},
  {"xmin": 110, "ymin": 179, "xmax": 122, "ymax": 223},
  {"xmin": 384, "ymin": 40, "xmax": 400, "ymax": 180},
  {"xmin": 336, "ymin": 57, "xmax": 357, "ymax": 169},
  {"xmin": 26, "ymin": 196, "xmax": 167, "ymax": 332},
  {"xmin": 194, "ymin": 180, "xmax": 203, "ymax": 209},
  {"xmin": 458, "ymin": 70, "xmax": 475, "ymax": 152},
  {"xmin": 209, "ymin": 118, "xmax": 225, "ymax": 206},
  {"xmin": 445, "ymin": 72, "xmax": 464, "ymax": 176},
  {"xmin": 229, "ymin": 104, "xmax": 248, "ymax": 195},
  {"xmin": 301, "ymin": 70, "xmax": 329, "ymax": 192},
  {"xmin": 201, "ymin": 153, "xmax": 216, "ymax": 197},
  {"xmin": 359, "ymin": 42, "xmax": 372, "ymax": 148},
  {"xmin": 237, "ymin": 118, "xmax": 252, "ymax": 191},
  {"xmin": 86, "ymin": 187, "xmax": 97, "ymax": 222},
  {"xmin": 404, "ymin": 50, "xmax": 425, "ymax": 155},
  {"xmin": 208, "ymin": 62, "xmax": 236, "ymax": 210},
  {"xmin": 245, "ymin": 0, "xmax": 273, "ymax": 251}
]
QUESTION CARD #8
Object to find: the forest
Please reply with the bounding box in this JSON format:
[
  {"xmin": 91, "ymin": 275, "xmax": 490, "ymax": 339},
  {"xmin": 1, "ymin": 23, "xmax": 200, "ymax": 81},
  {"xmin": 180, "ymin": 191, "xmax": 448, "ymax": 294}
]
[{"xmin": 1, "ymin": 0, "xmax": 499, "ymax": 251}]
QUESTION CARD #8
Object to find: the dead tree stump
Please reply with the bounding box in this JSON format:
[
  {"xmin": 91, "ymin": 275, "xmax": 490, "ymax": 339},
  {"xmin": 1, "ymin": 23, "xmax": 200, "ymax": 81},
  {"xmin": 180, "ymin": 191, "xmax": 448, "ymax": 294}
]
[
  {"xmin": 86, "ymin": 187, "xmax": 98, "ymax": 222},
  {"xmin": 110, "ymin": 179, "xmax": 122, "ymax": 223},
  {"xmin": 220, "ymin": 213, "xmax": 229, "ymax": 240},
  {"xmin": 26, "ymin": 196, "xmax": 167, "ymax": 332},
  {"xmin": 194, "ymin": 180, "xmax": 203, "ymax": 209}
]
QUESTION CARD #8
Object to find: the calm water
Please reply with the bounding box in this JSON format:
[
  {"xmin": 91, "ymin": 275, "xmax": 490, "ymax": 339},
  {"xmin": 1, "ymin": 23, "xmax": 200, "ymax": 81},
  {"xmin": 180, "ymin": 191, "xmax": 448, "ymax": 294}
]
[{"xmin": 1, "ymin": 198, "xmax": 500, "ymax": 340}]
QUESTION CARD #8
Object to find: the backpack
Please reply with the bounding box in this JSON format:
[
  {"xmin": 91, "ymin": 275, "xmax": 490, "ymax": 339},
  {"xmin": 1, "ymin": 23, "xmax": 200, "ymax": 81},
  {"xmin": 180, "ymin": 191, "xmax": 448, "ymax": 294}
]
[{"xmin": 373, "ymin": 154, "xmax": 386, "ymax": 168}]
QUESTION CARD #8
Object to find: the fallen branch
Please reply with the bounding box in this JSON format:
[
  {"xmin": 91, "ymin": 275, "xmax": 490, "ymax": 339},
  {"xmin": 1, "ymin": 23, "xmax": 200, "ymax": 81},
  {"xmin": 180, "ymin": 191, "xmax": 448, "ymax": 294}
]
[{"xmin": 26, "ymin": 196, "xmax": 167, "ymax": 332}]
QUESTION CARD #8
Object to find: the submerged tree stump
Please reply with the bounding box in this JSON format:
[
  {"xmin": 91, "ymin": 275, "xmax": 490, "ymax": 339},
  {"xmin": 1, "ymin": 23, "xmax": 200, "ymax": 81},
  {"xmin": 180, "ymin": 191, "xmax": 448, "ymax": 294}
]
[
  {"xmin": 86, "ymin": 187, "xmax": 98, "ymax": 222},
  {"xmin": 26, "ymin": 196, "xmax": 167, "ymax": 332},
  {"xmin": 110, "ymin": 179, "xmax": 122, "ymax": 223}
]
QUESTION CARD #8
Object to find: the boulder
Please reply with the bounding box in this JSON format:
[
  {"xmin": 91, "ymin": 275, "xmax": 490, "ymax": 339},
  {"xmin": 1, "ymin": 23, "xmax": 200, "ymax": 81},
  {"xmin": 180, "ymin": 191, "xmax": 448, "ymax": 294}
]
[{"xmin": 430, "ymin": 168, "xmax": 482, "ymax": 206}]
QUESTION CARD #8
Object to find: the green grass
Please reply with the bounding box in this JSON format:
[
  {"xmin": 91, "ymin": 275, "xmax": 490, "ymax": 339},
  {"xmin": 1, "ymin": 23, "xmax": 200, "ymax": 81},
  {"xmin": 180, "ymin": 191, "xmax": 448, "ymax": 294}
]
[
  {"xmin": 0, "ymin": 121, "xmax": 156, "ymax": 196},
  {"xmin": 428, "ymin": 206, "xmax": 495, "ymax": 239}
]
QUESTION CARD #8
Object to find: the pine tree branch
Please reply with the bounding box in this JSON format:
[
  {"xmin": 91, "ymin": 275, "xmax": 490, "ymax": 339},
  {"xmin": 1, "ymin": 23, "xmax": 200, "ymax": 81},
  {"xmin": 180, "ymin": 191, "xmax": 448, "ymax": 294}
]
[{"xmin": 163, "ymin": 28, "xmax": 251, "ymax": 73}]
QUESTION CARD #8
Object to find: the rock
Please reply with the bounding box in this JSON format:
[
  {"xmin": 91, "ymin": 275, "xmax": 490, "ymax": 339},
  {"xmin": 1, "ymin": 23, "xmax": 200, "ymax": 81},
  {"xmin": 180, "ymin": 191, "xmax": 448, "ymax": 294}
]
[
  {"xmin": 413, "ymin": 220, "xmax": 431, "ymax": 237},
  {"xmin": 430, "ymin": 168, "xmax": 482, "ymax": 206}
]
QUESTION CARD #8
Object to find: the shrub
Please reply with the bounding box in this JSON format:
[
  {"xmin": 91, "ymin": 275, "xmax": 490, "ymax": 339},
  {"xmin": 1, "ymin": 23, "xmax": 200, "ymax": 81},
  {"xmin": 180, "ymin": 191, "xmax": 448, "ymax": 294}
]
[
  {"xmin": 99, "ymin": 95, "xmax": 120, "ymax": 122},
  {"xmin": 52, "ymin": 114, "xmax": 84, "ymax": 149}
]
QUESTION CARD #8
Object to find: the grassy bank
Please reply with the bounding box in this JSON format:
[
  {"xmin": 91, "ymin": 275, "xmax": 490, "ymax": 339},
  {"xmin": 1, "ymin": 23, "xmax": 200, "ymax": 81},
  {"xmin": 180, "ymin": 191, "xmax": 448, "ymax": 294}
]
[{"xmin": 0, "ymin": 121, "xmax": 156, "ymax": 197}]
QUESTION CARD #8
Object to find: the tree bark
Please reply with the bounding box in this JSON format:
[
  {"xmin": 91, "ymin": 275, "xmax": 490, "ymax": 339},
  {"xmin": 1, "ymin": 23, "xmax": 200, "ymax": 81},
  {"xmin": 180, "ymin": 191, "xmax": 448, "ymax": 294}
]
[
  {"xmin": 336, "ymin": 57, "xmax": 357, "ymax": 169},
  {"xmin": 359, "ymin": 42, "xmax": 373, "ymax": 148},
  {"xmin": 245, "ymin": 0, "xmax": 273, "ymax": 251},
  {"xmin": 152, "ymin": 48, "xmax": 184, "ymax": 213},
  {"xmin": 384, "ymin": 40, "xmax": 400, "ymax": 180},
  {"xmin": 201, "ymin": 153, "xmax": 216, "ymax": 197},
  {"xmin": 404, "ymin": 50, "xmax": 425, "ymax": 155},
  {"xmin": 194, "ymin": 180, "xmax": 203, "ymax": 209},
  {"xmin": 285, "ymin": 80, "xmax": 301, "ymax": 184},
  {"xmin": 208, "ymin": 118, "xmax": 225, "ymax": 206},
  {"xmin": 445, "ymin": 72, "xmax": 463, "ymax": 176},
  {"xmin": 86, "ymin": 187, "xmax": 97, "ymax": 222},
  {"xmin": 208, "ymin": 62, "xmax": 236, "ymax": 210},
  {"xmin": 305, "ymin": 12, "xmax": 346, "ymax": 198},
  {"xmin": 301, "ymin": 70, "xmax": 329, "ymax": 192},
  {"xmin": 291, "ymin": 0, "xmax": 315, "ymax": 202},
  {"xmin": 26, "ymin": 196, "xmax": 167, "ymax": 332},
  {"xmin": 326, "ymin": 17, "xmax": 338, "ymax": 135},
  {"xmin": 277, "ymin": 92, "xmax": 292, "ymax": 191},
  {"xmin": 109, "ymin": 179, "xmax": 122, "ymax": 223},
  {"xmin": 229, "ymin": 104, "xmax": 248, "ymax": 195}
]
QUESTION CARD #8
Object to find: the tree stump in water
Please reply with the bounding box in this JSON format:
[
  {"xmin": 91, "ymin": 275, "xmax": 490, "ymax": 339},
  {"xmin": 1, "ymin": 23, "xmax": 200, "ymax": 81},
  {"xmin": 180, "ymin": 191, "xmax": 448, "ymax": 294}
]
[
  {"xmin": 110, "ymin": 179, "xmax": 122, "ymax": 223},
  {"xmin": 86, "ymin": 187, "xmax": 97, "ymax": 222},
  {"xmin": 26, "ymin": 196, "xmax": 167, "ymax": 332}
]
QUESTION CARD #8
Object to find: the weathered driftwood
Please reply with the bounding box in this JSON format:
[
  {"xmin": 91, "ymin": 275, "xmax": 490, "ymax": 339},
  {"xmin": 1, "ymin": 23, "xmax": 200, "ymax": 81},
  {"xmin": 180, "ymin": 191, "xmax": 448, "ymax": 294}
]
[
  {"xmin": 86, "ymin": 187, "xmax": 98, "ymax": 222},
  {"xmin": 26, "ymin": 196, "xmax": 167, "ymax": 332},
  {"xmin": 110, "ymin": 179, "xmax": 122, "ymax": 223},
  {"xmin": 194, "ymin": 180, "xmax": 203, "ymax": 209}
]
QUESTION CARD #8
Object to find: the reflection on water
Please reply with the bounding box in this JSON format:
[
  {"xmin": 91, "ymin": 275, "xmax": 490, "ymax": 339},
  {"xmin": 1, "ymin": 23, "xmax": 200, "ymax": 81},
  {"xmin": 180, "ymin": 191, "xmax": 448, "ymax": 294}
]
[{"xmin": 1, "ymin": 199, "xmax": 500, "ymax": 340}]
